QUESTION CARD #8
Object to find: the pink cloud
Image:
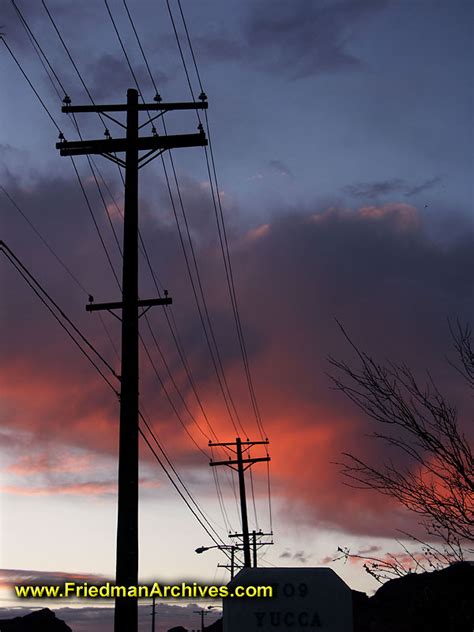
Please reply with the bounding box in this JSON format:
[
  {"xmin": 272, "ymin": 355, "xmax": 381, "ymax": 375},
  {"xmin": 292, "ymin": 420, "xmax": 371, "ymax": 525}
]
[
  {"xmin": 6, "ymin": 452, "xmax": 93, "ymax": 476},
  {"xmin": 1, "ymin": 184, "xmax": 473, "ymax": 541},
  {"xmin": 1, "ymin": 478, "xmax": 160, "ymax": 497}
]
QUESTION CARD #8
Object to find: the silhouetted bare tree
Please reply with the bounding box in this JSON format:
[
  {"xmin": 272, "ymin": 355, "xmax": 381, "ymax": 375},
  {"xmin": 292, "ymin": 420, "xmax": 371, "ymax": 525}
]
[{"xmin": 329, "ymin": 320, "xmax": 473, "ymax": 564}]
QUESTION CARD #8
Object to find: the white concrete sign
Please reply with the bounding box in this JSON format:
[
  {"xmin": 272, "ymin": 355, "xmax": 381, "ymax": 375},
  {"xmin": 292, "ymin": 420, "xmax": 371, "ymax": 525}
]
[{"xmin": 223, "ymin": 567, "xmax": 352, "ymax": 631}]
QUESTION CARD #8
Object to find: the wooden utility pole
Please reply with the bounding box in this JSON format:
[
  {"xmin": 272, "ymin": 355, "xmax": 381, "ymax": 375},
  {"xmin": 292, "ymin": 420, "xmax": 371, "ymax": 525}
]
[
  {"xmin": 56, "ymin": 88, "xmax": 207, "ymax": 632},
  {"xmin": 193, "ymin": 608, "xmax": 209, "ymax": 632},
  {"xmin": 229, "ymin": 529, "xmax": 273, "ymax": 568},
  {"xmin": 217, "ymin": 544, "xmax": 240, "ymax": 579},
  {"xmin": 209, "ymin": 438, "xmax": 270, "ymax": 567}
]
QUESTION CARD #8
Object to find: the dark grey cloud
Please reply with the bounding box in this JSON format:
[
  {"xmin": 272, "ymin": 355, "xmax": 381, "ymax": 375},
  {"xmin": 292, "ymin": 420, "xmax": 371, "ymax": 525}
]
[
  {"xmin": 404, "ymin": 176, "xmax": 443, "ymax": 197},
  {"xmin": 193, "ymin": 32, "xmax": 244, "ymax": 62},
  {"xmin": 195, "ymin": 0, "xmax": 390, "ymax": 79},
  {"xmin": 85, "ymin": 54, "xmax": 172, "ymax": 102},
  {"xmin": 279, "ymin": 550, "xmax": 312, "ymax": 564},
  {"xmin": 343, "ymin": 176, "xmax": 442, "ymax": 200},
  {"xmin": 268, "ymin": 159, "xmax": 293, "ymax": 178}
]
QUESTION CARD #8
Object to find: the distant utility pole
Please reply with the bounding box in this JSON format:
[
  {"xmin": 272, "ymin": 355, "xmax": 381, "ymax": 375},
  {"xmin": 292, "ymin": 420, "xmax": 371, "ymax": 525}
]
[
  {"xmin": 216, "ymin": 544, "xmax": 241, "ymax": 579},
  {"xmin": 196, "ymin": 543, "xmax": 242, "ymax": 579},
  {"xmin": 209, "ymin": 438, "xmax": 270, "ymax": 567},
  {"xmin": 229, "ymin": 529, "xmax": 273, "ymax": 568},
  {"xmin": 193, "ymin": 608, "xmax": 209, "ymax": 632},
  {"xmin": 56, "ymin": 88, "xmax": 207, "ymax": 632}
]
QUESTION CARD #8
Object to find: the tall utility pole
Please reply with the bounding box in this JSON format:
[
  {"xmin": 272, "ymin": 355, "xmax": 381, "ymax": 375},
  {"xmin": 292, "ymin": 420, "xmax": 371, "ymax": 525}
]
[
  {"xmin": 151, "ymin": 594, "xmax": 156, "ymax": 632},
  {"xmin": 209, "ymin": 438, "xmax": 270, "ymax": 567},
  {"xmin": 56, "ymin": 89, "xmax": 207, "ymax": 632}
]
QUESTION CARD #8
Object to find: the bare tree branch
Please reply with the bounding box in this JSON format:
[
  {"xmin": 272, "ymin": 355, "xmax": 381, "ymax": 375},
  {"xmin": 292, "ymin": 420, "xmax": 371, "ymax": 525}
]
[{"xmin": 329, "ymin": 320, "xmax": 474, "ymax": 562}]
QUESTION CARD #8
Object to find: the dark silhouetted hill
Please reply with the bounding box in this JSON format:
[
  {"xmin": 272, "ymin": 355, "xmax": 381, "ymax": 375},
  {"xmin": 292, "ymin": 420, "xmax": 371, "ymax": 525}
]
[{"xmin": 0, "ymin": 608, "xmax": 72, "ymax": 632}]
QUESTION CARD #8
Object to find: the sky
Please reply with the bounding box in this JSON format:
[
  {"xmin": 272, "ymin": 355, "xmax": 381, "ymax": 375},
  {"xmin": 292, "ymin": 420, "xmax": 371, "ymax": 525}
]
[{"xmin": 0, "ymin": 0, "xmax": 473, "ymax": 630}]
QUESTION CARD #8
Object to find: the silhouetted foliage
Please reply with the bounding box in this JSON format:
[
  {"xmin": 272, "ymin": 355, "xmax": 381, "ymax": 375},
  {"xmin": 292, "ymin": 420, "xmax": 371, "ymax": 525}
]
[{"xmin": 329, "ymin": 320, "xmax": 473, "ymax": 571}]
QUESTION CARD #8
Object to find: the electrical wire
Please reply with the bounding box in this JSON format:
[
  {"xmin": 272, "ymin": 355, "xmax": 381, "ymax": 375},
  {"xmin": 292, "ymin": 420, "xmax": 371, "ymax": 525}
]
[
  {"xmin": 118, "ymin": 0, "xmax": 268, "ymax": 539},
  {"xmin": 10, "ymin": 0, "xmax": 65, "ymax": 101},
  {"xmin": 167, "ymin": 0, "xmax": 276, "ymax": 547},
  {"xmin": 6, "ymin": 3, "xmax": 247, "ymax": 547},
  {"xmin": 113, "ymin": 0, "xmax": 243, "ymax": 441},
  {"xmin": 101, "ymin": 1, "xmax": 243, "ymax": 529},
  {"xmin": 138, "ymin": 407, "xmax": 231, "ymax": 542},
  {"xmin": 6, "ymin": 6, "xmax": 124, "ymax": 367},
  {"xmin": 0, "ymin": 242, "xmax": 119, "ymax": 393},
  {"xmin": 1, "ymin": 238, "xmax": 231, "ymax": 555},
  {"xmin": 41, "ymin": 0, "xmax": 109, "ymax": 131},
  {"xmin": 1, "ymin": 185, "xmax": 88, "ymax": 296},
  {"xmin": 122, "ymin": 0, "xmax": 158, "ymax": 95},
  {"xmin": 103, "ymin": 2, "xmax": 242, "ymax": 532},
  {"xmin": 1, "ymin": 37, "xmax": 63, "ymax": 135},
  {"xmin": 69, "ymin": 156, "xmax": 122, "ymax": 290}
]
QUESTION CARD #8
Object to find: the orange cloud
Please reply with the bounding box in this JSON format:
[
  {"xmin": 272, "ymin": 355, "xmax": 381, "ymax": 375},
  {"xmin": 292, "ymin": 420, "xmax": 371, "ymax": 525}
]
[{"xmin": 2, "ymin": 190, "xmax": 472, "ymax": 542}]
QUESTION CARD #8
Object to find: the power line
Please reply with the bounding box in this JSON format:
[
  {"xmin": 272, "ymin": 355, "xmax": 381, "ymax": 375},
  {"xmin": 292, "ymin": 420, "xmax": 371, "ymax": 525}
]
[
  {"xmin": 122, "ymin": 0, "xmax": 159, "ymax": 95},
  {"xmin": 1, "ymin": 185, "xmax": 88, "ymax": 296},
  {"xmin": 1, "ymin": 241, "xmax": 230, "ymax": 552},
  {"xmin": 176, "ymin": 0, "xmax": 204, "ymax": 93},
  {"xmin": 103, "ymin": 0, "xmax": 144, "ymax": 101},
  {"xmin": 204, "ymin": 119, "xmax": 267, "ymax": 440},
  {"xmin": 167, "ymin": 0, "xmax": 274, "ymax": 540},
  {"xmin": 3, "ymin": 15, "xmax": 238, "ymax": 560},
  {"xmin": 10, "ymin": 0, "xmax": 66, "ymax": 102},
  {"xmin": 142, "ymin": 315, "xmax": 211, "ymax": 443},
  {"xmin": 86, "ymin": 155, "xmax": 123, "ymax": 256},
  {"xmin": 100, "ymin": 0, "xmax": 231, "ymax": 449},
  {"xmin": 2, "ymin": 183, "xmax": 120, "ymax": 368},
  {"xmin": 166, "ymin": 0, "xmax": 266, "ymax": 440},
  {"xmin": 1, "ymin": 37, "xmax": 63, "ymax": 135},
  {"xmin": 0, "ymin": 241, "xmax": 119, "ymax": 393},
  {"xmin": 6, "ymin": 6, "xmax": 124, "ymax": 368},
  {"xmin": 101, "ymin": 4, "xmax": 241, "ymax": 533},
  {"xmin": 139, "ymin": 330, "xmax": 209, "ymax": 459},
  {"xmin": 7, "ymin": 0, "xmax": 257, "ymax": 547},
  {"xmin": 41, "ymin": 0, "xmax": 108, "ymax": 131},
  {"xmin": 138, "ymin": 408, "xmax": 231, "ymax": 545},
  {"xmin": 165, "ymin": 0, "xmax": 198, "ymax": 103},
  {"xmin": 5, "ymin": 8, "xmax": 122, "ymax": 295},
  {"xmin": 107, "ymin": 0, "xmax": 243, "ymax": 442},
  {"xmin": 69, "ymin": 156, "xmax": 122, "ymax": 290},
  {"xmin": 138, "ymin": 416, "xmax": 232, "ymax": 559}
]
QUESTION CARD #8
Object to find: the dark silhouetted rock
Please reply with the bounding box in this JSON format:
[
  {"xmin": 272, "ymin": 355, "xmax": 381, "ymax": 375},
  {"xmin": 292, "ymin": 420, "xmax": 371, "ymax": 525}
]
[
  {"xmin": 167, "ymin": 627, "xmax": 188, "ymax": 632},
  {"xmin": 0, "ymin": 608, "xmax": 72, "ymax": 632}
]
